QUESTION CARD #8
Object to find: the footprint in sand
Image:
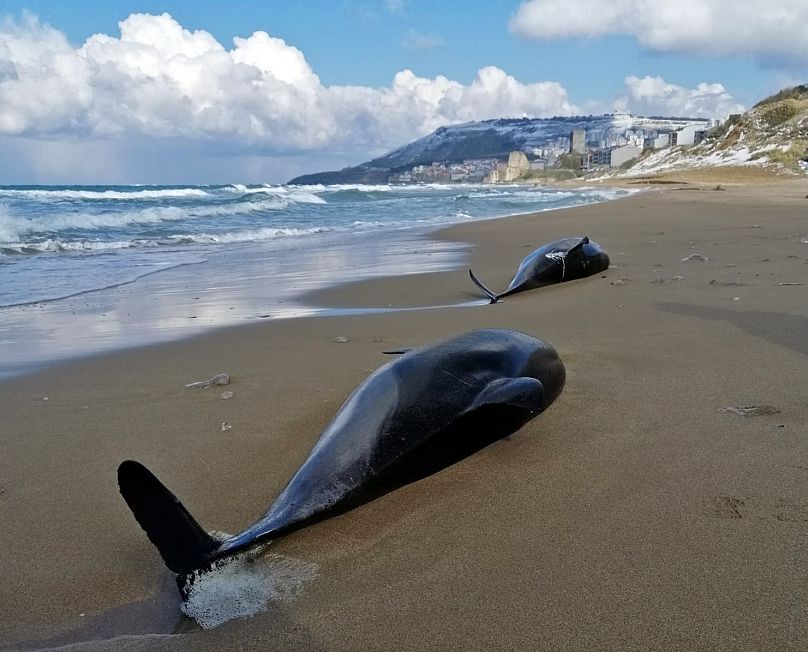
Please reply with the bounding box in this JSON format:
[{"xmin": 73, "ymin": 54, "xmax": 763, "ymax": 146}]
[{"xmin": 702, "ymin": 496, "xmax": 808, "ymax": 523}]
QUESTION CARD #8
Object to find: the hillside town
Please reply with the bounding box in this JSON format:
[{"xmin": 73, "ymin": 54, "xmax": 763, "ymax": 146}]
[{"xmin": 389, "ymin": 114, "xmax": 721, "ymax": 183}]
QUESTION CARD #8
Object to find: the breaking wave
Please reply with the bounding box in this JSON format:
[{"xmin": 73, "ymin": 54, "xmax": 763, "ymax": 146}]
[
  {"xmin": 169, "ymin": 226, "xmax": 330, "ymax": 245},
  {"xmin": 0, "ymin": 187, "xmax": 211, "ymax": 200},
  {"xmin": 0, "ymin": 200, "xmax": 314, "ymax": 242}
]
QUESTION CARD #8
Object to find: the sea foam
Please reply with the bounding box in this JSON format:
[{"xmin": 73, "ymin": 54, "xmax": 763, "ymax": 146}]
[{"xmin": 181, "ymin": 548, "xmax": 318, "ymax": 629}]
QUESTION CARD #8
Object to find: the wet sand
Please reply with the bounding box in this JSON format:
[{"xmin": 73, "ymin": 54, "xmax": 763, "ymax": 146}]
[{"xmin": 2, "ymin": 180, "xmax": 808, "ymax": 650}]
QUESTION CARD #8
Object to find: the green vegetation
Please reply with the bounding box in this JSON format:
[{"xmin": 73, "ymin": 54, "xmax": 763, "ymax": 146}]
[
  {"xmin": 754, "ymin": 85, "xmax": 808, "ymax": 108},
  {"xmin": 759, "ymin": 100, "xmax": 801, "ymax": 127},
  {"xmin": 522, "ymin": 168, "xmax": 579, "ymax": 181},
  {"xmin": 555, "ymin": 153, "xmax": 585, "ymax": 170},
  {"xmin": 767, "ymin": 141, "xmax": 807, "ymax": 168}
]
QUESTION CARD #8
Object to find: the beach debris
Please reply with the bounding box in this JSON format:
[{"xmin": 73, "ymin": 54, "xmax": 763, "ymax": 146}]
[
  {"xmin": 43, "ymin": 396, "xmax": 48, "ymax": 401},
  {"xmin": 719, "ymin": 405, "xmax": 780, "ymax": 417},
  {"xmin": 777, "ymin": 282, "xmax": 803, "ymax": 286},
  {"xmin": 220, "ymin": 391, "xmax": 234, "ymax": 400},
  {"xmin": 713, "ymin": 184, "xmax": 725, "ymax": 191},
  {"xmin": 333, "ymin": 336, "xmax": 349, "ymax": 343},
  {"xmin": 801, "ymin": 238, "xmax": 808, "ymax": 244},
  {"xmin": 709, "ymin": 279, "xmax": 745, "ymax": 287},
  {"xmin": 186, "ymin": 373, "xmax": 231, "ymax": 389},
  {"xmin": 750, "ymin": 225, "xmax": 762, "ymax": 229},
  {"xmin": 220, "ymin": 422, "xmax": 232, "ymax": 432},
  {"xmin": 610, "ymin": 279, "xmax": 628, "ymax": 286},
  {"xmin": 257, "ymin": 314, "xmax": 271, "ymax": 319},
  {"xmin": 651, "ymin": 276, "xmax": 686, "ymax": 284},
  {"xmin": 682, "ymin": 253, "xmax": 709, "ymax": 262},
  {"xmin": 732, "ymin": 297, "xmax": 741, "ymax": 301}
]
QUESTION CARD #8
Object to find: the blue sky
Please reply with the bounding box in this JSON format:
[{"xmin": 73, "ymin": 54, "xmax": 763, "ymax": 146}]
[{"xmin": 0, "ymin": 0, "xmax": 804, "ymax": 183}]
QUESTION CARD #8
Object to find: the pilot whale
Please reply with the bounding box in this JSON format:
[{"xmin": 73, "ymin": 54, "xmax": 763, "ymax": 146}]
[
  {"xmin": 469, "ymin": 236, "xmax": 610, "ymax": 303},
  {"xmin": 118, "ymin": 329, "xmax": 565, "ymax": 595}
]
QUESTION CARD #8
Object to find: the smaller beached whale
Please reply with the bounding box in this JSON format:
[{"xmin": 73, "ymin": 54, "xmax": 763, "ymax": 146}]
[
  {"xmin": 469, "ymin": 236, "xmax": 610, "ymax": 303},
  {"xmin": 118, "ymin": 328, "xmax": 565, "ymax": 597}
]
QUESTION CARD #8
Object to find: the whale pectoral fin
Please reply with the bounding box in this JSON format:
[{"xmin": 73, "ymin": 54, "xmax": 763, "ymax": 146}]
[
  {"xmin": 118, "ymin": 460, "xmax": 220, "ymax": 575},
  {"xmin": 469, "ymin": 269, "xmax": 500, "ymax": 304},
  {"xmin": 383, "ymin": 348, "xmax": 413, "ymax": 355},
  {"xmin": 469, "ymin": 377, "xmax": 545, "ymax": 415}
]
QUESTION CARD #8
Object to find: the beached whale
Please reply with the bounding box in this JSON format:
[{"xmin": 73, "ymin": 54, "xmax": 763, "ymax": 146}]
[
  {"xmin": 118, "ymin": 328, "xmax": 565, "ymax": 595},
  {"xmin": 469, "ymin": 236, "xmax": 610, "ymax": 303}
]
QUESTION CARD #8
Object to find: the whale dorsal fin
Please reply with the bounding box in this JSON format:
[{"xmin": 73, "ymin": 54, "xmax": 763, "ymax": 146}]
[
  {"xmin": 566, "ymin": 236, "xmax": 589, "ymax": 256},
  {"xmin": 468, "ymin": 377, "xmax": 545, "ymax": 414}
]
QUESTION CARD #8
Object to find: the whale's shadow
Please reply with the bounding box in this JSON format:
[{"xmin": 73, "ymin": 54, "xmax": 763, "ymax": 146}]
[{"xmin": 655, "ymin": 302, "xmax": 808, "ymax": 356}]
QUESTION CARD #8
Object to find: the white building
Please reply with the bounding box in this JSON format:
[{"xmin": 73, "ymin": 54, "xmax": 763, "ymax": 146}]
[
  {"xmin": 652, "ymin": 133, "xmax": 671, "ymax": 149},
  {"xmin": 610, "ymin": 145, "xmax": 642, "ymax": 168},
  {"xmin": 671, "ymin": 125, "xmax": 698, "ymax": 146}
]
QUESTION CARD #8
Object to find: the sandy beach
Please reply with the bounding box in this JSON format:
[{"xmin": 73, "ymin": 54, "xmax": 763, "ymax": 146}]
[{"xmin": 2, "ymin": 179, "xmax": 808, "ymax": 650}]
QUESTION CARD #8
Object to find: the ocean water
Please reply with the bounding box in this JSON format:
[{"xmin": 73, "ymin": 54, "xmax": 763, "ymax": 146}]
[{"xmin": 0, "ymin": 183, "xmax": 633, "ymax": 375}]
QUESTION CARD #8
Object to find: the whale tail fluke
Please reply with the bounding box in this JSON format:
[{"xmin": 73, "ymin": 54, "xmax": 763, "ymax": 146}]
[
  {"xmin": 468, "ymin": 269, "xmax": 500, "ymax": 304},
  {"xmin": 118, "ymin": 460, "xmax": 220, "ymax": 575}
]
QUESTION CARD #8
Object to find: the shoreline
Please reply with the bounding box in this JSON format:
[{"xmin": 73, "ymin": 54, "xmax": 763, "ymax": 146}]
[
  {"xmin": 0, "ymin": 226, "xmax": 471, "ymax": 381},
  {"xmin": 0, "ymin": 186, "xmax": 635, "ymax": 382},
  {"xmin": 3, "ymin": 178, "xmax": 808, "ymax": 650}
]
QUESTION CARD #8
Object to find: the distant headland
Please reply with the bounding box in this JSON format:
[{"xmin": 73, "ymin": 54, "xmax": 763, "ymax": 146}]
[{"xmin": 289, "ymin": 85, "xmax": 808, "ymax": 185}]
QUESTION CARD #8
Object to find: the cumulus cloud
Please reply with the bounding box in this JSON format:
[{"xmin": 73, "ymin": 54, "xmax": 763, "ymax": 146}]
[
  {"xmin": 615, "ymin": 75, "xmax": 745, "ymax": 119},
  {"xmin": 510, "ymin": 0, "xmax": 808, "ymax": 61},
  {"xmin": 0, "ymin": 11, "xmax": 577, "ymax": 155}
]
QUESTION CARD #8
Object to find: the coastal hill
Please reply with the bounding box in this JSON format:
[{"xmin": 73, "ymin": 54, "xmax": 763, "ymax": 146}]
[
  {"xmin": 288, "ymin": 114, "xmax": 709, "ymax": 185},
  {"xmin": 625, "ymin": 85, "xmax": 808, "ymax": 177}
]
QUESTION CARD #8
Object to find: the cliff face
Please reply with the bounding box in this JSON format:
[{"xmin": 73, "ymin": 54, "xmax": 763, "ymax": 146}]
[{"xmin": 289, "ymin": 114, "xmax": 709, "ymax": 184}]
